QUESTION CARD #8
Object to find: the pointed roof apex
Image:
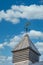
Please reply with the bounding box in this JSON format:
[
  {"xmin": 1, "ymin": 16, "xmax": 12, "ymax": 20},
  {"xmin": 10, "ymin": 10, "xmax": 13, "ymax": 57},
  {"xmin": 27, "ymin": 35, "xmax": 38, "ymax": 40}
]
[
  {"xmin": 24, "ymin": 34, "xmax": 28, "ymax": 37},
  {"xmin": 13, "ymin": 34, "xmax": 40, "ymax": 56}
]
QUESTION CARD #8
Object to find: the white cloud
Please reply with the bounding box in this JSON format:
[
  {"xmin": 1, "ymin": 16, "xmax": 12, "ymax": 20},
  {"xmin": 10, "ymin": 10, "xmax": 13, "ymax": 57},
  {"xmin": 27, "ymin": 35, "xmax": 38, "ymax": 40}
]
[
  {"xmin": 0, "ymin": 56, "xmax": 12, "ymax": 64},
  {"xmin": 7, "ymin": 56, "xmax": 12, "ymax": 62},
  {"xmin": 35, "ymin": 42, "xmax": 43, "ymax": 61},
  {"xmin": 0, "ymin": 56, "xmax": 6, "ymax": 63},
  {"xmin": 0, "ymin": 44, "xmax": 4, "ymax": 49},
  {"xmin": 40, "ymin": 55, "xmax": 43, "ymax": 61},
  {"xmin": 0, "ymin": 42, "xmax": 8, "ymax": 49},
  {"xmin": 0, "ymin": 5, "xmax": 43, "ymax": 24},
  {"xmin": 0, "ymin": 30, "xmax": 43, "ymax": 49},
  {"xmin": 35, "ymin": 42, "xmax": 43, "ymax": 53},
  {"xmin": 7, "ymin": 35, "xmax": 22, "ymax": 48},
  {"xmin": 29, "ymin": 30, "xmax": 43, "ymax": 39},
  {"xmin": 0, "ymin": 34, "xmax": 22, "ymax": 49}
]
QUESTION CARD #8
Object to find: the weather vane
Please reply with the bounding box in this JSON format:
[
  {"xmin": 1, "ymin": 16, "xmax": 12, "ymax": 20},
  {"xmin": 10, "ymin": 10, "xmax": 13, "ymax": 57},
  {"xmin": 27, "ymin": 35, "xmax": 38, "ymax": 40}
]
[{"xmin": 25, "ymin": 22, "xmax": 31, "ymax": 32}]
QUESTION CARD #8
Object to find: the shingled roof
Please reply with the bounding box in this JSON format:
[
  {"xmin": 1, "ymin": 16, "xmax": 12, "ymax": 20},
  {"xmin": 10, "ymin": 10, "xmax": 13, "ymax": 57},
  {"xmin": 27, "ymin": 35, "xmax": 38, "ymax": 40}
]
[{"xmin": 13, "ymin": 34, "xmax": 40, "ymax": 55}]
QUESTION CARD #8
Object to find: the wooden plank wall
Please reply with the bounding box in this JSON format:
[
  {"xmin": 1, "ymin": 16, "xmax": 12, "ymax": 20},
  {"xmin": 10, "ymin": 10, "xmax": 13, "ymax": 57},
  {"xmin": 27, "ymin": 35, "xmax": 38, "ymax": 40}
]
[
  {"xmin": 29, "ymin": 49, "xmax": 39, "ymax": 63},
  {"xmin": 13, "ymin": 49, "xmax": 29, "ymax": 63},
  {"xmin": 12, "ymin": 48, "xmax": 39, "ymax": 63}
]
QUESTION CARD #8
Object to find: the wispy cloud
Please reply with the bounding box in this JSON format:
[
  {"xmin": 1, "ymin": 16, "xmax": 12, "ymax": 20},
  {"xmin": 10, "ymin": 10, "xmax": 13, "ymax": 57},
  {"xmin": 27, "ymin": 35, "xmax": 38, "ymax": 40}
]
[
  {"xmin": 0, "ymin": 30, "xmax": 43, "ymax": 49},
  {"xmin": 0, "ymin": 5, "xmax": 43, "ymax": 24},
  {"xmin": 0, "ymin": 44, "xmax": 4, "ymax": 49},
  {"xmin": 0, "ymin": 42, "xmax": 8, "ymax": 49},
  {"xmin": 0, "ymin": 34, "xmax": 22, "ymax": 49},
  {"xmin": 0, "ymin": 56, "xmax": 12, "ymax": 65},
  {"xmin": 29, "ymin": 30, "xmax": 43, "ymax": 39},
  {"xmin": 7, "ymin": 35, "xmax": 22, "ymax": 48}
]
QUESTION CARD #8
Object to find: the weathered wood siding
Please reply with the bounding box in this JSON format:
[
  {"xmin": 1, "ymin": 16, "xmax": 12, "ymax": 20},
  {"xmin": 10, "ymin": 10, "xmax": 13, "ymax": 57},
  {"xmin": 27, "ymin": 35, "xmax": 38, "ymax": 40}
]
[
  {"xmin": 13, "ymin": 48, "xmax": 29, "ymax": 63},
  {"xmin": 12, "ymin": 48, "xmax": 39, "ymax": 63}
]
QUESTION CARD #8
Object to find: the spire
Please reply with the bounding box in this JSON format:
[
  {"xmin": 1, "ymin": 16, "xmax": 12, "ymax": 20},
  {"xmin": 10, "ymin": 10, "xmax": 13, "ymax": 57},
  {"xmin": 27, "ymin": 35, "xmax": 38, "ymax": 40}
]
[
  {"xmin": 13, "ymin": 34, "xmax": 40, "ymax": 56},
  {"xmin": 12, "ymin": 22, "xmax": 41, "ymax": 64},
  {"xmin": 12, "ymin": 21, "xmax": 40, "ymax": 56}
]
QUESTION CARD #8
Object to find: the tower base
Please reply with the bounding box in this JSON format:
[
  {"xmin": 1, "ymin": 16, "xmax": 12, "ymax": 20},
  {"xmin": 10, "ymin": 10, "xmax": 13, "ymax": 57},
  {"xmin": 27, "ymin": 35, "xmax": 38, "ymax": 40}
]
[{"xmin": 14, "ymin": 60, "xmax": 32, "ymax": 65}]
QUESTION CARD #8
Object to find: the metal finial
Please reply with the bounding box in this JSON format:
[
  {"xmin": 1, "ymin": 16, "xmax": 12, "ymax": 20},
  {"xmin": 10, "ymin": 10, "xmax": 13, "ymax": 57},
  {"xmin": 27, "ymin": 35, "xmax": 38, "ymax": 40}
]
[{"xmin": 25, "ymin": 22, "xmax": 31, "ymax": 32}]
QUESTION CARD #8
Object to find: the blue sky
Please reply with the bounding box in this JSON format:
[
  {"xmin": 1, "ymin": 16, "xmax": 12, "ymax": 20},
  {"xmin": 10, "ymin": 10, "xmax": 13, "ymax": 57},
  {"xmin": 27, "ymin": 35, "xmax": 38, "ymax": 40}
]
[{"xmin": 0, "ymin": 0, "xmax": 43, "ymax": 65}]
